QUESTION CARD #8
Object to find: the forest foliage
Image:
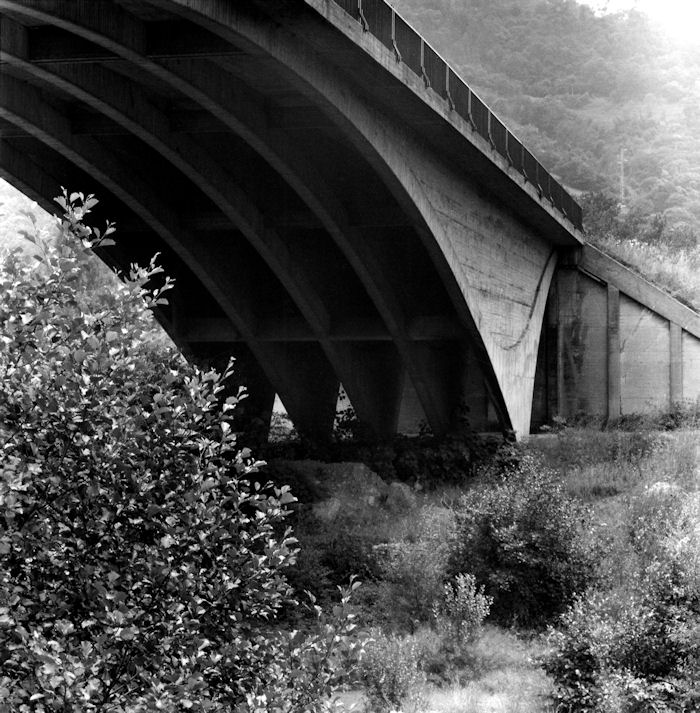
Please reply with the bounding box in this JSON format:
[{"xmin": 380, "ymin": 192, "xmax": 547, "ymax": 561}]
[{"xmin": 392, "ymin": 0, "xmax": 700, "ymax": 249}]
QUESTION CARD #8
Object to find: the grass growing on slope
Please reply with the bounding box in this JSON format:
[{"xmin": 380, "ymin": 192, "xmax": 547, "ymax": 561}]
[{"xmin": 592, "ymin": 234, "xmax": 700, "ymax": 311}]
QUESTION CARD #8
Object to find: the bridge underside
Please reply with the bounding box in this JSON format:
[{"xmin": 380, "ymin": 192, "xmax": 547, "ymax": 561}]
[{"xmin": 0, "ymin": 0, "xmax": 587, "ymax": 439}]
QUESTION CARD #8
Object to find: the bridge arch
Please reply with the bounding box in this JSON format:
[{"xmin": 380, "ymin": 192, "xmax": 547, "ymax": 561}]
[
  {"xmin": 0, "ymin": 0, "xmax": 580, "ymax": 437},
  {"xmin": 0, "ymin": 73, "xmax": 357, "ymax": 435},
  {"xmin": 142, "ymin": 0, "xmax": 554, "ymax": 435}
]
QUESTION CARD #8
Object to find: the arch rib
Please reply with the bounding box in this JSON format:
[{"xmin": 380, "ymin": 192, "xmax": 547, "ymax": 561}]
[
  {"xmin": 0, "ymin": 0, "xmax": 464, "ymax": 435},
  {"xmin": 145, "ymin": 0, "xmax": 525, "ymax": 432},
  {"xmin": 0, "ymin": 71, "xmax": 340, "ymax": 437}
]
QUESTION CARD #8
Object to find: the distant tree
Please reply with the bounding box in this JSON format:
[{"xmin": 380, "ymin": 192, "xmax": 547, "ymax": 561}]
[{"xmin": 581, "ymin": 191, "xmax": 620, "ymax": 237}]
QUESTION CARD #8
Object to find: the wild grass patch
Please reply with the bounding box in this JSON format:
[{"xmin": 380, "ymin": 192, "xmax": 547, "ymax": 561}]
[{"xmin": 592, "ymin": 235, "xmax": 700, "ymax": 311}]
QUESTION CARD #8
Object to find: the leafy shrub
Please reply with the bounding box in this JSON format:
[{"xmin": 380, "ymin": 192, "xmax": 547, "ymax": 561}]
[
  {"xmin": 366, "ymin": 507, "xmax": 454, "ymax": 630},
  {"xmin": 433, "ymin": 574, "xmax": 492, "ymax": 646},
  {"xmin": 543, "ymin": 565, "xmax": 700, "ymax": 713},
  {"xmin": 448, "ymin": 455, "xmax": 597, "ymax": 627},
  {"xmin": 0, "ymin": 192, "xmax": 361, "ymax": 711},
  {"xmin": 281, "ymin": 511, "xmax": 385, "ymax": 618},
  {"xmin": 358, "ymin": 631, "xmax": 425, "ymax": 712},
  {"xmin": 320, "ymin": 528, "xmax": 383, "ymax": 588},
  {"xmin": 628, "ymin": 481, "xmax": 685, "ymax": 563},
  {"xmin": 369, "ymin": 541, "xmax": 445, "ymax": 631}
]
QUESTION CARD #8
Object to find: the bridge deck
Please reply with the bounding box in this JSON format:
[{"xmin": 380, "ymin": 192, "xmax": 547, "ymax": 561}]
[{"xmin": 306, "ymin": 0, "xmax": 584, "ymax": 243}]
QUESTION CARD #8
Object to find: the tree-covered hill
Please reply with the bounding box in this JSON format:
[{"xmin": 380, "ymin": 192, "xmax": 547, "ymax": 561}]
[{"xmin": 392, "ymin": 0, "xmax": 700, "ymax": 242}]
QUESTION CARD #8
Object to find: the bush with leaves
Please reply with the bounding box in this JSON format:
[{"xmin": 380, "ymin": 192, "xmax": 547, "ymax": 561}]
[
  {"xmin": 0, "ymin": 191, "xmax": 361, "ymax": 712},
  {"xmin": 433, "ymin": 574, "xmax": 492, "ymax": 647},
  {"xmin": 357, "ymin": 631, "xmax": 425, "ymax": 713},
  {"xmin": 543, "ymin": 475, "xmax": 700, "ymax": 712},
  {"xmin": 543, "ymin": 564, "xmax": 700, "ymax": 713},
  {"xmin": 448, "ymin": 455, "xmax": 597, "ymax": 627}
]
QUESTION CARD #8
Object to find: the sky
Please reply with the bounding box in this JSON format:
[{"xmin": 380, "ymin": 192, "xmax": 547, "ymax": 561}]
[{"xmin": 583, "ymin": 0, "xmax": 700, "ymax": 43}]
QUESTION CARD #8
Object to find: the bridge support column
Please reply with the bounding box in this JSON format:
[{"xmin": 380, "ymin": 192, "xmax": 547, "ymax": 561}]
[
  {"xmin": 607, "ymin": 285, "xmax": 621, "ymax": 419},
  {"xmin": 670, "ymin": 322, "xmax": 683, "ymax": 405},
  {"xmin": 548, "ymin": 265, "xmax": 609, "ymax": 420},
  {"xmin": 340, "ymin": 343, "xmax": 404, "ymax": 438},
  {"xmin": 230, "ymin": 359, "xmax": 276, "ymax": 447},
  {"xmin": 261, "ymin": 343, "xmax": 339, "ymax": 442}
]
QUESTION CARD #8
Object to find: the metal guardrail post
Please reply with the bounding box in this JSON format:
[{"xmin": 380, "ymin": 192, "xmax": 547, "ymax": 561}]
[
  {"xmin": 419, "ymin": 39, "xmax": 430, "ymax": 87},
  {"xmin": 358, "ymin": 0, "xmax": 368, "ymax": 31},
  {"xmin": 391, "ymin": 10, "xmax": 401, "ymax": 62},
  {"xmin": 504, "ymin": 130, "xmax": 514, "ymax": 167},
  {"xmin": 326, "ymin": 0, "xmax": 583, "ymax": 230},
  {"xmin": 466, "ymin": 87, "xmax": 476, "ymax": 131},
  {"xmin": 445, "ymin": 64, "xmax": 454, "ymax": 110}
]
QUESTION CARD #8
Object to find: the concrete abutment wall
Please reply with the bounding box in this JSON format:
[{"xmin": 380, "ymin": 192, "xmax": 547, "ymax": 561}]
[{"xmin": 532, "ymin": 245, "xmax": 700, "ymax": 428}]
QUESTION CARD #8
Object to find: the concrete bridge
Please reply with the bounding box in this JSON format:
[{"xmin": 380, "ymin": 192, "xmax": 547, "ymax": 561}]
[{"xmin": 0, "ymin": 0, "xmax": 698, "ymax": 439}]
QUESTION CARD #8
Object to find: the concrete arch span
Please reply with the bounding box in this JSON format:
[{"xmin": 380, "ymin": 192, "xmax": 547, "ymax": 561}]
[
  {"xmin": 0, "ymin": 0, "xmax": 581, "ymax": 438},
  {"xmin": 0, "ymin": 82, "xmax": 344, "ymax": 437}
]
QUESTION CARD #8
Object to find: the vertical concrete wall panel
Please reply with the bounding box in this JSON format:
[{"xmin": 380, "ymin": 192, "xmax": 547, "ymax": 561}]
[
  {"xmin": 682, "ymin": 331, "xmax": 700, "ymax": 405},
  {"xmin": 557, "ymin": 271, "xmax": 608, "ymax": 417},
  {"xmin": 619, "ymin": 295, "xmax": 670, "ymax": 413}
]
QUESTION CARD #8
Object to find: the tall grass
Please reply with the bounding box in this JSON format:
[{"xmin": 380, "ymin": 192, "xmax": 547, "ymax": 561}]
[
  {"xmin": 529, "ymin": 428, "xmax": 699, "ymax": 500},
  {"xmin": 592, "ymin": 234, "xmax": 700, "ymax": 311},
  {"xmin": 422, "ymin": 626, "xmax": 552, "ymax": 713},
  {"xmin": 339, "ymin": 626, "xmax": 552, "ymax": 713}
]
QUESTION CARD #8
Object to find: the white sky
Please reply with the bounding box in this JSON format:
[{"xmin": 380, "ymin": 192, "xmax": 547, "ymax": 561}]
[{"xmin": 583, "ymin": 0, "xmax": 700, "ymax": 43}]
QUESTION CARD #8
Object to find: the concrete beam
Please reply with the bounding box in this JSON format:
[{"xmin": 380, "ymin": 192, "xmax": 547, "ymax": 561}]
[{"xmin": 581, "ymin": 245, "xmax": 700, "ymax": 339}]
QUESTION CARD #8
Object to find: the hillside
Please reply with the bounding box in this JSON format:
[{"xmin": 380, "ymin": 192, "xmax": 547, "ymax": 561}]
[{"xmin": 392, "ymin": 0, "xmax": 700, "ymax": 246}]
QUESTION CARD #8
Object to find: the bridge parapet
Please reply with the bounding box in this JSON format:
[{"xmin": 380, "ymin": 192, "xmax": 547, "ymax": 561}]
[{"xmin": 328, "ymin": 0, "xmax": 582, "ymax": 231}]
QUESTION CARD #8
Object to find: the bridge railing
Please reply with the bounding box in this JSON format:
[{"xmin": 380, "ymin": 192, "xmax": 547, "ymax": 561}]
[{"xmin": 331, "ymin": 0, "xmax": 583, "ymax": 231}]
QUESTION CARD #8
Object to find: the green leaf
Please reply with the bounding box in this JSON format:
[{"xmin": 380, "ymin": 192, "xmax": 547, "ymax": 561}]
[{"xmin": 279, "ymin": 491, "xmax": 297, "ymax": 505}]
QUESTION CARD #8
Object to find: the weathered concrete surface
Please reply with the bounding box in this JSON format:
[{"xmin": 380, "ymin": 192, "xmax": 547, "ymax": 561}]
[
  {"xmin": 537, "ymin": 246, "xmax": 700, "ymax": 423},
  {"xmin": 552, "ymin": 268, "xmax": 608, "ymax": 417},
  {"xmin": 682, "ymin": 333, "xmax": 700, "ymax": 406},
  {"xmin": 619, "ymin": 294, "xmax": 671, "ymax": 413}
]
